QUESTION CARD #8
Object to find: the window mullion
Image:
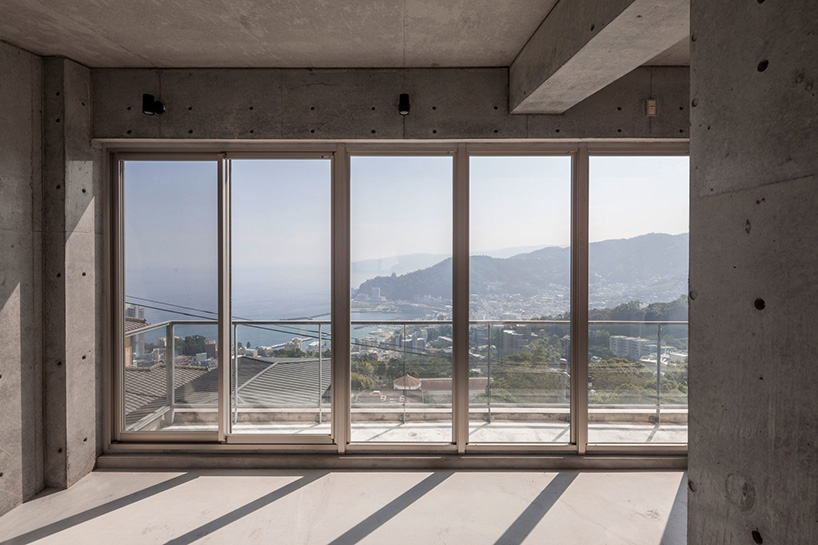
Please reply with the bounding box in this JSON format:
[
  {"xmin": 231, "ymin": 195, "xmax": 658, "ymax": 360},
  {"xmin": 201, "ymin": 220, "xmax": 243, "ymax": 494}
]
[{"xmin": 571, "ymin": 145, "xmax": 590, "ymax": 454}]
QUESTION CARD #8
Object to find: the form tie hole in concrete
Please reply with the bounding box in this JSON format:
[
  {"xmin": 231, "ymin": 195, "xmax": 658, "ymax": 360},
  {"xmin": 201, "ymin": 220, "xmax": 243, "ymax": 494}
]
[
  {"xmin": 679, "ymin": 129, "xmax": 684, "ymax": 133},
  {"xmin": 82, "ymin": 355, "xmax": 86, "ymax": 360},
  {"xmin": 127, "ymin": 130, "xmax": 132, "ymax": 135},
  {"xmin": 757, "ymin": 60, "xmax": 769, "ymax": 72},
  {"xmin": 691, "ymin": 33, "xmax": 697, "ymax": 42},
  {"xmin": 493, "ymin": 106, "xmax": 499, "ymax": 110},
  {"xmin": 82, "ymin": 272, "xmax": 86, "ymax": 276},
  {"xmin": 249, "ymin": 106, "xmax": 254, "ymax": 110},
  {"xmin": 493, "ymin": 129, "xmax": 499, "ymax": 134},
  {"xmin": 56, "ymin": 272, "xmax": 61, "ymax": 278},
  {"xmin": 56, "ymin": 91, "xmax": 60, "ymax": 96},
  {"xmin": 688, "ymin": 480, "xmax": 697, "ymax": 492},
  {"xmin": 617, "ymin": 106, "xmax": 622, "ymax": 111},
  {"xmin": 249, "ymin": 130, "xmax": 254, "ymax": 134},
  {"xmin": 57, "ymin": 448, "xmax": 63, "ymax": 454},
  {"xmin": 617, "ymin": 129, "xmax": 622, "ymax": 133},
  {"xmin": 83, "ymin": 437, "xmax": 88, "ymax": 442},
  {"xmin": 56, "ymin": 185, "xmax": 61, "ymax": 190},
  {"xmin": 57, "ymin": 361, "xmax": 62, "ymax": 366},
  {"xmin": 188, "ymin": 129, "xmax": 193, "ymax": 134},
  {"xmin": 188, "ymin": 106, "xmax": 192, "ymax": 111},
  {"xmin": 692, "ymin": 98, "xmax": 699, "ymax": 107},
  {"xmin": 127, "ymin": 106, "xmax": 131, "ymax": 111},
  {"xmin": 679, "ymin": 106, "xmax": 684, "ymax": 111},
  {"xmin": 81, "ymin": 102, "xmax": 86, "ymax": 107},
  {"xmin": 371, "ymin": 106, "xmax": 376, "ymax": 111},
  {"xmin": 371, "ymin": 129, "xmax": 376, "ymax": 134},
  {"xmin": 752, "ymin": 530, "xmax": 763, "ymax": 544},
  {"xmin": 590, "ymin": 24, "xmax": 595, "ymax": 31},
  {"xmin": 432, "ymin": 106, "xmax": 437, "ymax": 110},
  {"xmin": 432, "ymin": 129, "xmax": 437, "ymax": 134},
  {"xmin": 754, "ymin": 298, "xmax": 766, "ymax": 310},
  {"xmin": 56, "ymin": 118, "xmax": 61, "ymax": 123},
  {"xmin": 555, "ymin": 129, "xmax": 560, "ymax": 133},
  {"xmin": 310, "ymin": 129, "xmax": 315, "ymax": 133},
  {"xmin": 82, "ymin": 188, "xmax": 86, "ymax": 193},
  {"xmin": 689, "ymin": 290, "xmax": 697, "ymax": 300},
  {"xmin": 310, "ymin": 106, "xmax": 315, "ymax": 111}
]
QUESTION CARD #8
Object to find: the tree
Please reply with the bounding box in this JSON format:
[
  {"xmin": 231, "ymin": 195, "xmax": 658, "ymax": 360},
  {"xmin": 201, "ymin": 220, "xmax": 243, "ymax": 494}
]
[
  {"xmin": 246, "ymin": 341, "xmax": 251, "ymax": 348},
  {"xmin": 182, "ymin": 335, "xmax": 206, "ymax": 356}
]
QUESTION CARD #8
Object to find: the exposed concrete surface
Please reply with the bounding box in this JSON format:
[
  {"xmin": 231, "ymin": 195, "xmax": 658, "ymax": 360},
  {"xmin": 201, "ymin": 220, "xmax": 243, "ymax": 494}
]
[
  {"xmin": 41, "ymin": 58, "xmax": 99, "ymax": 492},
  {"xmin": 0, "ymin": 41, "xmax": 43, "ymax": 517},
  {"xmin": 510, "ymin": 0, "xmax": 689, "ymax": 114},
  {"xmin": 644, "ymin": 37, "xmax": 690, "ymax": 67},
  {"xmin": 0, "ymin": 1, "xmax": 554, "ymax": 69},
  {"xmin": 688, "ymin": 0, "xmax": 818, "ymax": 543},
  {"xmin": 91, "ymin": 67, "xmax": 689, "ymax": 140},
  {"xmin": 0, "ymin": 469, "xmax": 687, "ymax": 544}
]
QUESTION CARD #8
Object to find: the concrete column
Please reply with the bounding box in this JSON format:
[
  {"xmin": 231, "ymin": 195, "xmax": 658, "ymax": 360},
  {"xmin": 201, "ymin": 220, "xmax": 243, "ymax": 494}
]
[
  {"xmin": 689, "ymin": 0, "xmax": 818, "ymax": 543},
  {"xmin": 41, "ymin": 57, "xmax": 98, "ymax": 490},
  {"xmin": 0, "ymin": 42, "xmax": 44, "ymax": 517}
]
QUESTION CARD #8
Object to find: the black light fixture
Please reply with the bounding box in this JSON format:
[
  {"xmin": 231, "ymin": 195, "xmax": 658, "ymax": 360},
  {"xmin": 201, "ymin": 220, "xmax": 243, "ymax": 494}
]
[
  {"xmin": 142, "ymin": 93, "xmax": 165, "ymax": 115},
  {"xmin": 398, "ymin": 93, "xmax": 410, "ymax": 116}
]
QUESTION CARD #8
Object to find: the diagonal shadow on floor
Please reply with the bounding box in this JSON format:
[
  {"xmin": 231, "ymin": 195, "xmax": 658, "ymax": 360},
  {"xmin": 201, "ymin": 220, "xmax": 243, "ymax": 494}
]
[
  {"xmin": 0, "ymin": 473, "xmax": 199, "ymax": 545},
  {"xmin": 494, "ymin": 471, "xmax": 578, "ymax": 545},
  {"xmin": 327, "ymin": 471, "xmax": 454, "ymax": 545},
  {"xmin": 164, "ymin": 471, "xmax": 328, "ymax": 545}
]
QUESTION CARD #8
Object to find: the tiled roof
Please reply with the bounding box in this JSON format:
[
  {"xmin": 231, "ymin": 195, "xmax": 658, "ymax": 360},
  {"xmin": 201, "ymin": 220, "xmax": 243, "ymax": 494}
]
[
  {"xmin": 124, "ymin": 356, "xmax": 331, "ymax": 429},
  {"xmin": 125, "ymin": 317, "xmax": 150, "ymax": 334}
]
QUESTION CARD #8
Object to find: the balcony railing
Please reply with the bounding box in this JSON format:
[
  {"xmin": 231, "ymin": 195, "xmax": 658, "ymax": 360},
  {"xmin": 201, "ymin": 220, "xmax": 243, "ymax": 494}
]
[{"xmin": 123, "ymin": 318, "xmax": 688, "ymax": 435}]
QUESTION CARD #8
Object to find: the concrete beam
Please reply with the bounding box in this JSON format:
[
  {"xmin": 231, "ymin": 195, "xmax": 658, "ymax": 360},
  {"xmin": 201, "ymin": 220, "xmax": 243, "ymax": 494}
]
[
  {"xmin": 91, "ymin": 67, "xmax": 689, "ymax": 140},
  {"xmin": 510, "ymin": 0, "xmax": 689, "ymax": 114}
]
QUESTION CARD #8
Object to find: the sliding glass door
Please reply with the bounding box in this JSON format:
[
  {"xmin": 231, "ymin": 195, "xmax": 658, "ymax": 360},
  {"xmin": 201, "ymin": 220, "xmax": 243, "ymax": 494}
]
[{"xmin": 229, "ymin": 158, "xmax": 332, "ymax": 438}]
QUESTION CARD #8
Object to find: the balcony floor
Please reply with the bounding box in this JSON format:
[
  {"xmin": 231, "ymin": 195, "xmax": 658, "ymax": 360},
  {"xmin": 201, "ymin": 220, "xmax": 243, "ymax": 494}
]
[
  {"xmin": 162, "ymin": 421, "xmax": 688, "ymax": 444},
  {"xmin": 0, "ymin": 469, "xmax": 686, "ymax": 545}
]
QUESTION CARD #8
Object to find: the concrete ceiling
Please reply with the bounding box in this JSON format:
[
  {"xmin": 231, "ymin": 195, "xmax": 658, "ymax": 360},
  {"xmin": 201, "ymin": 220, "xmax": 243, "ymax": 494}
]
[{"xmin": 0, "ymin": 0, "xmax": 560, "ymax": 68}]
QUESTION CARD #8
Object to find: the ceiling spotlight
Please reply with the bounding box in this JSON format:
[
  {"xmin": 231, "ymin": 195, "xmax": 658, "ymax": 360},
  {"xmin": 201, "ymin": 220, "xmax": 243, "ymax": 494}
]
[
  {"xmin": 399, "ymin": 93, "xmax": 410, "ymax": 116},
  {"xmin": 142, "ymin": 93, "xmax": 165, "ymax": 115}
]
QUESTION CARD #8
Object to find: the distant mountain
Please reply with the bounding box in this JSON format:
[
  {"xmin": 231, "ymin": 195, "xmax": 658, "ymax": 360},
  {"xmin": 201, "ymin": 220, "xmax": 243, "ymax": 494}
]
[
  {"xmin": 357, "ymin": 233, "xmax": 689, "ymax": 308},
  {"xmin": 351, "ymin": 253, "xmax": 449, "ymax": 288}
]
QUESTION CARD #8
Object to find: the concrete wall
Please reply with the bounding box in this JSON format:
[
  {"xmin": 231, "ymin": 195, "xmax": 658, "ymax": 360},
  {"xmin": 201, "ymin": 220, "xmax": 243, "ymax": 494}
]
[
  {"xmin": 41, "ymin": 57, "xmax": 99, "ymax": 490},
  {"xmin": 0, "ymin": 45, "xmax": 99, "ymax": 517},
  {"xmin": 0, "ymin": 42, "xmax": 44, "ymax": 516},
  {"xmin": 91, "ymin": 66, "xmax": 689, "ymax": 140},
  {"xmin": 688, "ymin": 0, "xmax": 818, "ymax": 543}
]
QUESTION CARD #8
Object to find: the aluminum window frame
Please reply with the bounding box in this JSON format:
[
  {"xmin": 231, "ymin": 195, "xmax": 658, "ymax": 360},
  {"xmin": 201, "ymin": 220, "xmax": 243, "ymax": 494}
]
[{"xmin": 106, "ymin": 141, "xmax": 689, "ymax": 460}]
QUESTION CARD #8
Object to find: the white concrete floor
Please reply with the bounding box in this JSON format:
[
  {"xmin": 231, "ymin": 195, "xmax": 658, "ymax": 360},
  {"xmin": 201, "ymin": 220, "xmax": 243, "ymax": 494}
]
[{"xmin": 0, "ymin": 469, "xmax": 687, "ymax": 545}]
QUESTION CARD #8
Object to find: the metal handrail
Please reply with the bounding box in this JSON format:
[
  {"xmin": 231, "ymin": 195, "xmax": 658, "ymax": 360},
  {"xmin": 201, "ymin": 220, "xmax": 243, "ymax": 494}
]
[{"xmin": 123, "ymin": 317, "xmax": 688, "ymax": 431}]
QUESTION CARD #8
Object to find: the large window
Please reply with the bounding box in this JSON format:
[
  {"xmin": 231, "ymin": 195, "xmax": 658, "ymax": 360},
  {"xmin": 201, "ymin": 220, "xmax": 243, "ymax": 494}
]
[
  {"xmin": 468, "ymin": 156, "xmax": 572, "ymax": 443},
  {"xmin": 587, "ymin": 156, "xmax": 689, "ymax": 444},
  {"xmin": 349, "ymin": 156, "xmax": 453, "ymax": 443},
  {"xmin": 113, "ymin": 145, "xmax": 688, "ymax": 454}
]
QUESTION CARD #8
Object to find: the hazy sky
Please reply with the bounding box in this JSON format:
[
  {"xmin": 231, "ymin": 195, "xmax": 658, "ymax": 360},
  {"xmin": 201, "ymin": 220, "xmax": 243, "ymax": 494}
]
[{"xmin": 124, "ymin": 155, "xmax": 689, "ymax": 313}]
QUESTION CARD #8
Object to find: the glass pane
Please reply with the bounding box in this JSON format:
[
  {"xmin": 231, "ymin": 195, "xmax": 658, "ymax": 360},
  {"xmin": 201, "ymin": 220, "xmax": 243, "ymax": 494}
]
[
  {"xmin": 350, "ymin": 156, "xmax": 453, "ymax": 443},
  {"xmin": 588, "ymin": 156, "xmax": 689, "ymax": 444},
  {"xmin": 468, "ymin": 156, "xmax": 572, "ymax": 443},
  {"xmin": 122, "ymin": 160, "xmax": 219, "ymax": 432},
  {"xmin": 230, "ymin": 159, "xmax": 332, "ymax": 435}
]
